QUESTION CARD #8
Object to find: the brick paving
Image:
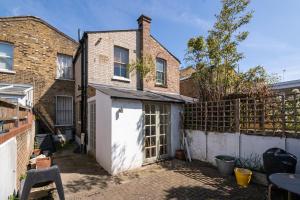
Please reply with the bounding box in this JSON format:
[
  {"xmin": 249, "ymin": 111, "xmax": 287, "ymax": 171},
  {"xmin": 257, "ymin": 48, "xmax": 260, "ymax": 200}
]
[{"xmin": 51, "ymin": 145, "xmax": 266, "ymax": 200}]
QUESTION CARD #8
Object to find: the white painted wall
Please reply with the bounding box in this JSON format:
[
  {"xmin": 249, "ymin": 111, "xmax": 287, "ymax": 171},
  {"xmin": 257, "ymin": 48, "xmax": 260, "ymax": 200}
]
[
  {"xmin": 93, "ymin": 90, "xmax": 183, "ymax": 174},
  {"xmin": 186, "ymin": 130, "xmax": 300, "ymax": 172},
  {"xmin": 111, "ymin": 99, "xmax": 143, "ymax": 174},
  {"xmin": 170, "ymin": 104, "xmax": 182, "ymax": 157},
  {"xmin": 0, "ymin": 138, "xmax": 17, "ymax": 200},
  {"xmin": 95, "ymin": 90, "xmax": 112, "ymax": 174}
]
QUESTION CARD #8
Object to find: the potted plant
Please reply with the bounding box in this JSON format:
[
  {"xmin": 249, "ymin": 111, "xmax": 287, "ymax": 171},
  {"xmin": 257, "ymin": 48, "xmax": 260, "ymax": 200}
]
[
  {"xmin": 215, "ymin": 155, "xmax": 236, "ymax": 176},
  {"xmin": 175, "ymin": 149, "xmax": 185, "ymax": 160},
  {"xmin": 36, "ymin": 157, "xmax": 51, "ymax": 169}
]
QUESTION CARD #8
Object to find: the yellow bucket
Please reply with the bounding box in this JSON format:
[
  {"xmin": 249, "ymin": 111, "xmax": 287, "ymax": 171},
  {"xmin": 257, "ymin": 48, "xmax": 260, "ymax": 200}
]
[{"xmin": 234, "ymin": 168, "xmax": 252, "ymax": 188}]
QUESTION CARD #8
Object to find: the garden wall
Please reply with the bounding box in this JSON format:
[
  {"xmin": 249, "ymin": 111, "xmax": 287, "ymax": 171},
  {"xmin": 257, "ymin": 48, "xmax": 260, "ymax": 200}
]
[
  {"xmin": 0, "ymin": 108, "xmax": 35, "ymax": 199},
  {"xmin": 186, "ymin": 130, "xmax": 300, "ymax": 173}
]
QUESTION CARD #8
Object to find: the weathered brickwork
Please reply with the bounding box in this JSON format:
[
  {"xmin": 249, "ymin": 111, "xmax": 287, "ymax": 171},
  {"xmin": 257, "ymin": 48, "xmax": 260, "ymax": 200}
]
[
  {"xmin": 16, "ymin": 122, "xmax": 35, "ymax": 189},
  {"xmin": 180, "ymin": 77, "xmax": 198, "ymax": 98},
  {"xmin": 180, "ymin": 66, "xmax": 196, "ymax": 79},
  {"xmin": 139, "ymin": 16, "xmax": 180, "ymax": 94},
  {"xmin": 179, "ymin": 67, "xmax": 198, "ymax": 98},
  {"xmin": 0, "ymin": 16, "xmax": 78, "ymax": 132},
  {"xmin": 87, "ymin": 31, "xmax": 140, "ymax": 89}
]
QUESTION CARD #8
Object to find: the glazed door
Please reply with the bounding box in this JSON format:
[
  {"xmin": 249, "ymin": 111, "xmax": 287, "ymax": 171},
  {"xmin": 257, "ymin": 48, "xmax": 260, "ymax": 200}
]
[{"xmin": 144, "ymin": 103, "xmax": 170, "ymax": 162}]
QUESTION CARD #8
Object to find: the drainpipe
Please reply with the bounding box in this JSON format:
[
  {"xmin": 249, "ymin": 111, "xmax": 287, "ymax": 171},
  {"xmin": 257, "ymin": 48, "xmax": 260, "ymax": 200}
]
[{"xmin": 80, "ymin": 33, "xmax": 88, "ymax": 153}]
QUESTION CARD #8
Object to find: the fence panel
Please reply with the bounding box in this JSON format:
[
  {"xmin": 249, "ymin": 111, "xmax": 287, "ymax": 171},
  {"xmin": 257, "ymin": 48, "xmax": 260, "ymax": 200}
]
[
  {"xmin": 184, "ymin": 94, "xmax": 300, "ymax": 136},
  {"xmin": 0, "ymin": 99, "xmax": 30, "ymax": 134}
]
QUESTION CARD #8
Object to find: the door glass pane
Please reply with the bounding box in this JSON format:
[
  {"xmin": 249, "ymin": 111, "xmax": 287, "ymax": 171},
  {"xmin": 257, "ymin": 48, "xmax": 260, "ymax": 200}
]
[
  {"xmin": 151, "ymin": 105, "xmax": 155, "ymax": 114},
  {"xmin": 151, "ymin": 136, "xmax": 156, "ymax": 146},
  {"xmin": 150, "ymin": 125, "xmax": 156, "ymax": 135},
  {"xmin": 145, "ymin": 126, "xmax": 150, "ymax": 136},
  {"xmin": 151, "ymin": 115, "xmax": 156, "ymax": 125},
  {"xmin": 145, "ymin": 137, "xmax": 150, "ymax": 146},
  {"xmin": 146, "ymin": 148, "xmax": 150, "ymax": 158},
  {"xmin": 151, "ymin": 147, "xmax": 156, "ymax": 157},
  {"xmin": 145, "ymin": 104, "xmax": 150, "ymax": 113},
  {"xmin": 145, "ymin": 115, "xmax": 150, "ymax": 125}
]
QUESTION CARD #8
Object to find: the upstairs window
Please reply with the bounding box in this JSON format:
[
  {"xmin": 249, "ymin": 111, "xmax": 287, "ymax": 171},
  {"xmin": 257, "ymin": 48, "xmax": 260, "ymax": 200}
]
[
  {"xmin": 114, "ymin": 46, "xmax": 129, "ymax": 78},
  {"xmin": 0, "ymin": 42, "xmax": 14, "ymax": 72},
  {"xmin": 57, "ymin": 54, "xmax": 73, "ymax": 79},
  {"xmin": 156, "ymin": 58, "xmax": 166, "ymax": 85}
]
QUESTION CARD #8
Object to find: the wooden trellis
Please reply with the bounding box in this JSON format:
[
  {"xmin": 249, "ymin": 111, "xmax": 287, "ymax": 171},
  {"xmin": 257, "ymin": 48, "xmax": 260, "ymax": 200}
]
[{"xmin": 184, "ymin": 94, "xmax": 300, "ymax": 136}]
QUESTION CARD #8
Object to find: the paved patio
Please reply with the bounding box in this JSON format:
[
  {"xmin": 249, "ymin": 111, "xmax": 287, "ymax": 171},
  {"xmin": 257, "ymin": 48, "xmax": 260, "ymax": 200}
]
[{"xmin": 51, "ymin": 144, "xmax": 266, "ymax": 200}]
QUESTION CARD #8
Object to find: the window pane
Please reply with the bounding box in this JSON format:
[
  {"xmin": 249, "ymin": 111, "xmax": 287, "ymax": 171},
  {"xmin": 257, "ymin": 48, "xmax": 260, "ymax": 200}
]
[
  {"xmin": 57, "ymin": 54, "xmax": 73, "ymax": 79},
  {"xmin": 0, "ymin": 43, "xmax": 13, "ymax": 70},
  {"xmin": 156, "ymin": 72, "xmax": 163, "ymax": 84},
  {"xmin": 56, "ymin": 96, "xmax": 73, "ymax": 125},
  {"xmin": 156, "ymin": 59, "xmax": 164, "ymax": 72},
  {"xmin": 114, "ymin": 63, "xmax": 120, "ymax": 76},
  {"xmin": 120, "ymin": 64, "xmax": 127, "ymax": 78},
  {"xmin": 156, "ymin": 58, "xmax": 166, "ymax": 84},
  {"xmin": 114, "ymin": 46, "xmax": 129, "ymax": 64}
]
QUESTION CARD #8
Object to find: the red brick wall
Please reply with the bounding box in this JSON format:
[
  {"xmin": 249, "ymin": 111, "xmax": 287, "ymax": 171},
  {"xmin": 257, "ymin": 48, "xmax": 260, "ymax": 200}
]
[
  {"xmin": 180, "ymin": 77, "xmax": 199, "ymax": 98},
  {"xmin": 139, "ymin": 16, "xmax": 180, "ymax": 94}
]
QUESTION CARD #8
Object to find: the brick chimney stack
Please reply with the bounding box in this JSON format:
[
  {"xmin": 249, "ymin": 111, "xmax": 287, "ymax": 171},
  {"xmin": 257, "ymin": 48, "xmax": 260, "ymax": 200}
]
[{"xmin": 137, "ymin": 14, "xmax": 151, "ymax": 57}]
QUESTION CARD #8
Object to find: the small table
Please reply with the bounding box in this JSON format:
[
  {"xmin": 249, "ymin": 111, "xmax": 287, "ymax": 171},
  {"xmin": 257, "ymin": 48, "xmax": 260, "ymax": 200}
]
[{"xmin": 269, "ymin": 173, "xmax": 300, "ymax": 200}]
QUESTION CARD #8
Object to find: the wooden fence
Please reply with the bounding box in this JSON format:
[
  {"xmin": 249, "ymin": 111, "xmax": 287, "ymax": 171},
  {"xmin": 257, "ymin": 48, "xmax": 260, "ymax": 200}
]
[
  {"xmin": 0, "ymin": 99, "xmax": 30, "ymax": 134},
  {"xmin": 184, "ymin": 93, "xmax": 300, "ymax": 136}
]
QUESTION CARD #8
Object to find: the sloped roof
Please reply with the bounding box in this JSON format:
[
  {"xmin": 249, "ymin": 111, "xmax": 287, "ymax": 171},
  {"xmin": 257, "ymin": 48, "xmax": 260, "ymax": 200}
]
[
  {"xmin": 89, "ymin": 83, "xmax": 194, "ymax": 103},
  {"xmin": 0, "ymin": 16, "xmax": 78, "ymax": 44},
  {"xmin": 272, "ymin": 79, "xmax": 300, "ymax": 90},
  {"xmin": 0, "ymin": 83, "xmax": 33, "ymax": 95}
]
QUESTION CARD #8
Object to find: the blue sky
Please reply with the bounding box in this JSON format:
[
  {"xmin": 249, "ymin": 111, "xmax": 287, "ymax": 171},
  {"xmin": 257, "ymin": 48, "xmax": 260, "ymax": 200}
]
[{"xmin": 1, "ymin": 0, "xmax": 300, "ymax": 81}]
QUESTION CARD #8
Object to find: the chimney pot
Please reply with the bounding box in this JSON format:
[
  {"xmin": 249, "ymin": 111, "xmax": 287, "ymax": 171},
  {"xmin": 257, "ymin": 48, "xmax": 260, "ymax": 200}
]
[{"xmin": 137, "ymin": 14, "xmax": 152, "ymax": 29}]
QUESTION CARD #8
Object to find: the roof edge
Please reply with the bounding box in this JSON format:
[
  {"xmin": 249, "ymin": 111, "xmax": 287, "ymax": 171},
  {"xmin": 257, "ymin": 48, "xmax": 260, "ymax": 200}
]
[
  {"xmin": 150, "ymin": 35, "xmax": 181, "ymax": 64},
  {"xmin": 85, "ymin": 29, "xmax": 139, "ymax": 34},
  {"xmin": 0, "ymin": 15, "xmax": 78, "ymax": 44}
]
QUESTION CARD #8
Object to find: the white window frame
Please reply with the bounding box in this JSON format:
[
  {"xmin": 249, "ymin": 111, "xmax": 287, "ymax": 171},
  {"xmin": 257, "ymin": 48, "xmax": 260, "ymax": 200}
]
[
  {"xmin": 113, "ymin": 46, "xmax": 129, "ymax": 79},
  {"xmin": 56, "ymin": 53, "xmax": 73, "ymax": 80},
  {"xmin": 156, "ymin": 58, "xmax": 166, "ymax": 85},
  {"xmin": 55, "ymin": 95, "xmax": 73, "ymax": 126},
  {"xmin": 0, "ymin": 42, "xmax": 15, "ymax": 73}
]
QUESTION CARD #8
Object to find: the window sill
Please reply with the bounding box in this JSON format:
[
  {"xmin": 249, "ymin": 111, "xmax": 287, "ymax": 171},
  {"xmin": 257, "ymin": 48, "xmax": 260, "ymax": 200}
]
[
  {"xmin": 0, "ymin": 69, "xmax": 16, "ymax": 74},
  {"xmin": 155, "ymin": 83, "xmax": 168, "ymax": 88},
  {"xmin": 112, "ymin": 76, "xmax": 130, "ymax": 83},
  {"xmin": 55, "ymin": 78, "xmax": 75, "ymax": 82}
]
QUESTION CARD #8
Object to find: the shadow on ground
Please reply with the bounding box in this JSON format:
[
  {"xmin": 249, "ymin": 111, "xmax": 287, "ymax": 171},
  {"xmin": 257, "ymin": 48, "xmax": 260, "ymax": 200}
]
[
  {"xmin": 53, "ymin": 144, "xmax": 266, "ymax": 200},
  {"xmin": 159, "ymin": 160, "xmax": 266, "ymax": 200},
  {"xmin": 52, "ymin": 143, "xmax": 122, "ymax": 197}
]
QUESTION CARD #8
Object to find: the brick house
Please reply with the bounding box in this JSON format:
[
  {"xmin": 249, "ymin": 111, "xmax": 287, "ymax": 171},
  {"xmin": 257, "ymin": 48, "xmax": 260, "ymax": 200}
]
[
  {"xmin": 179, "ymin": 66, "xmax": 198, "ymax": 98},
  {"xmin": 74, "ymin": 15, "xmax": 192, "ymax": 174},
  {"xmin": 0, "ymin": 16, "xmax": 78, "ymax": 134}
]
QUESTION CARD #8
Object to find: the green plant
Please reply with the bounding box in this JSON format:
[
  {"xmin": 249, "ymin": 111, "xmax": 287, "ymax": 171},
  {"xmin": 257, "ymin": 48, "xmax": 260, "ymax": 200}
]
[
  {"xmin": 19, "ymin": 174, "xmax": 26, "ymax": 181},
  {"xmin": 34, "ymin": 140, "xmax": 39, "ymax": 149},
  {"xmin": 8, "ymin": 193, "xmax": 19, "ymax": 200},
  {"xmin": 127, "ymin": 54, "xmax": 155, "ymax": 81},
  {"xmin": 236, "ymin": 153, "xmax": 264, "ymax": 172},
  {"xmin": 185, "ymin": 0, "xmax": 277, "ymax": 101}
]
